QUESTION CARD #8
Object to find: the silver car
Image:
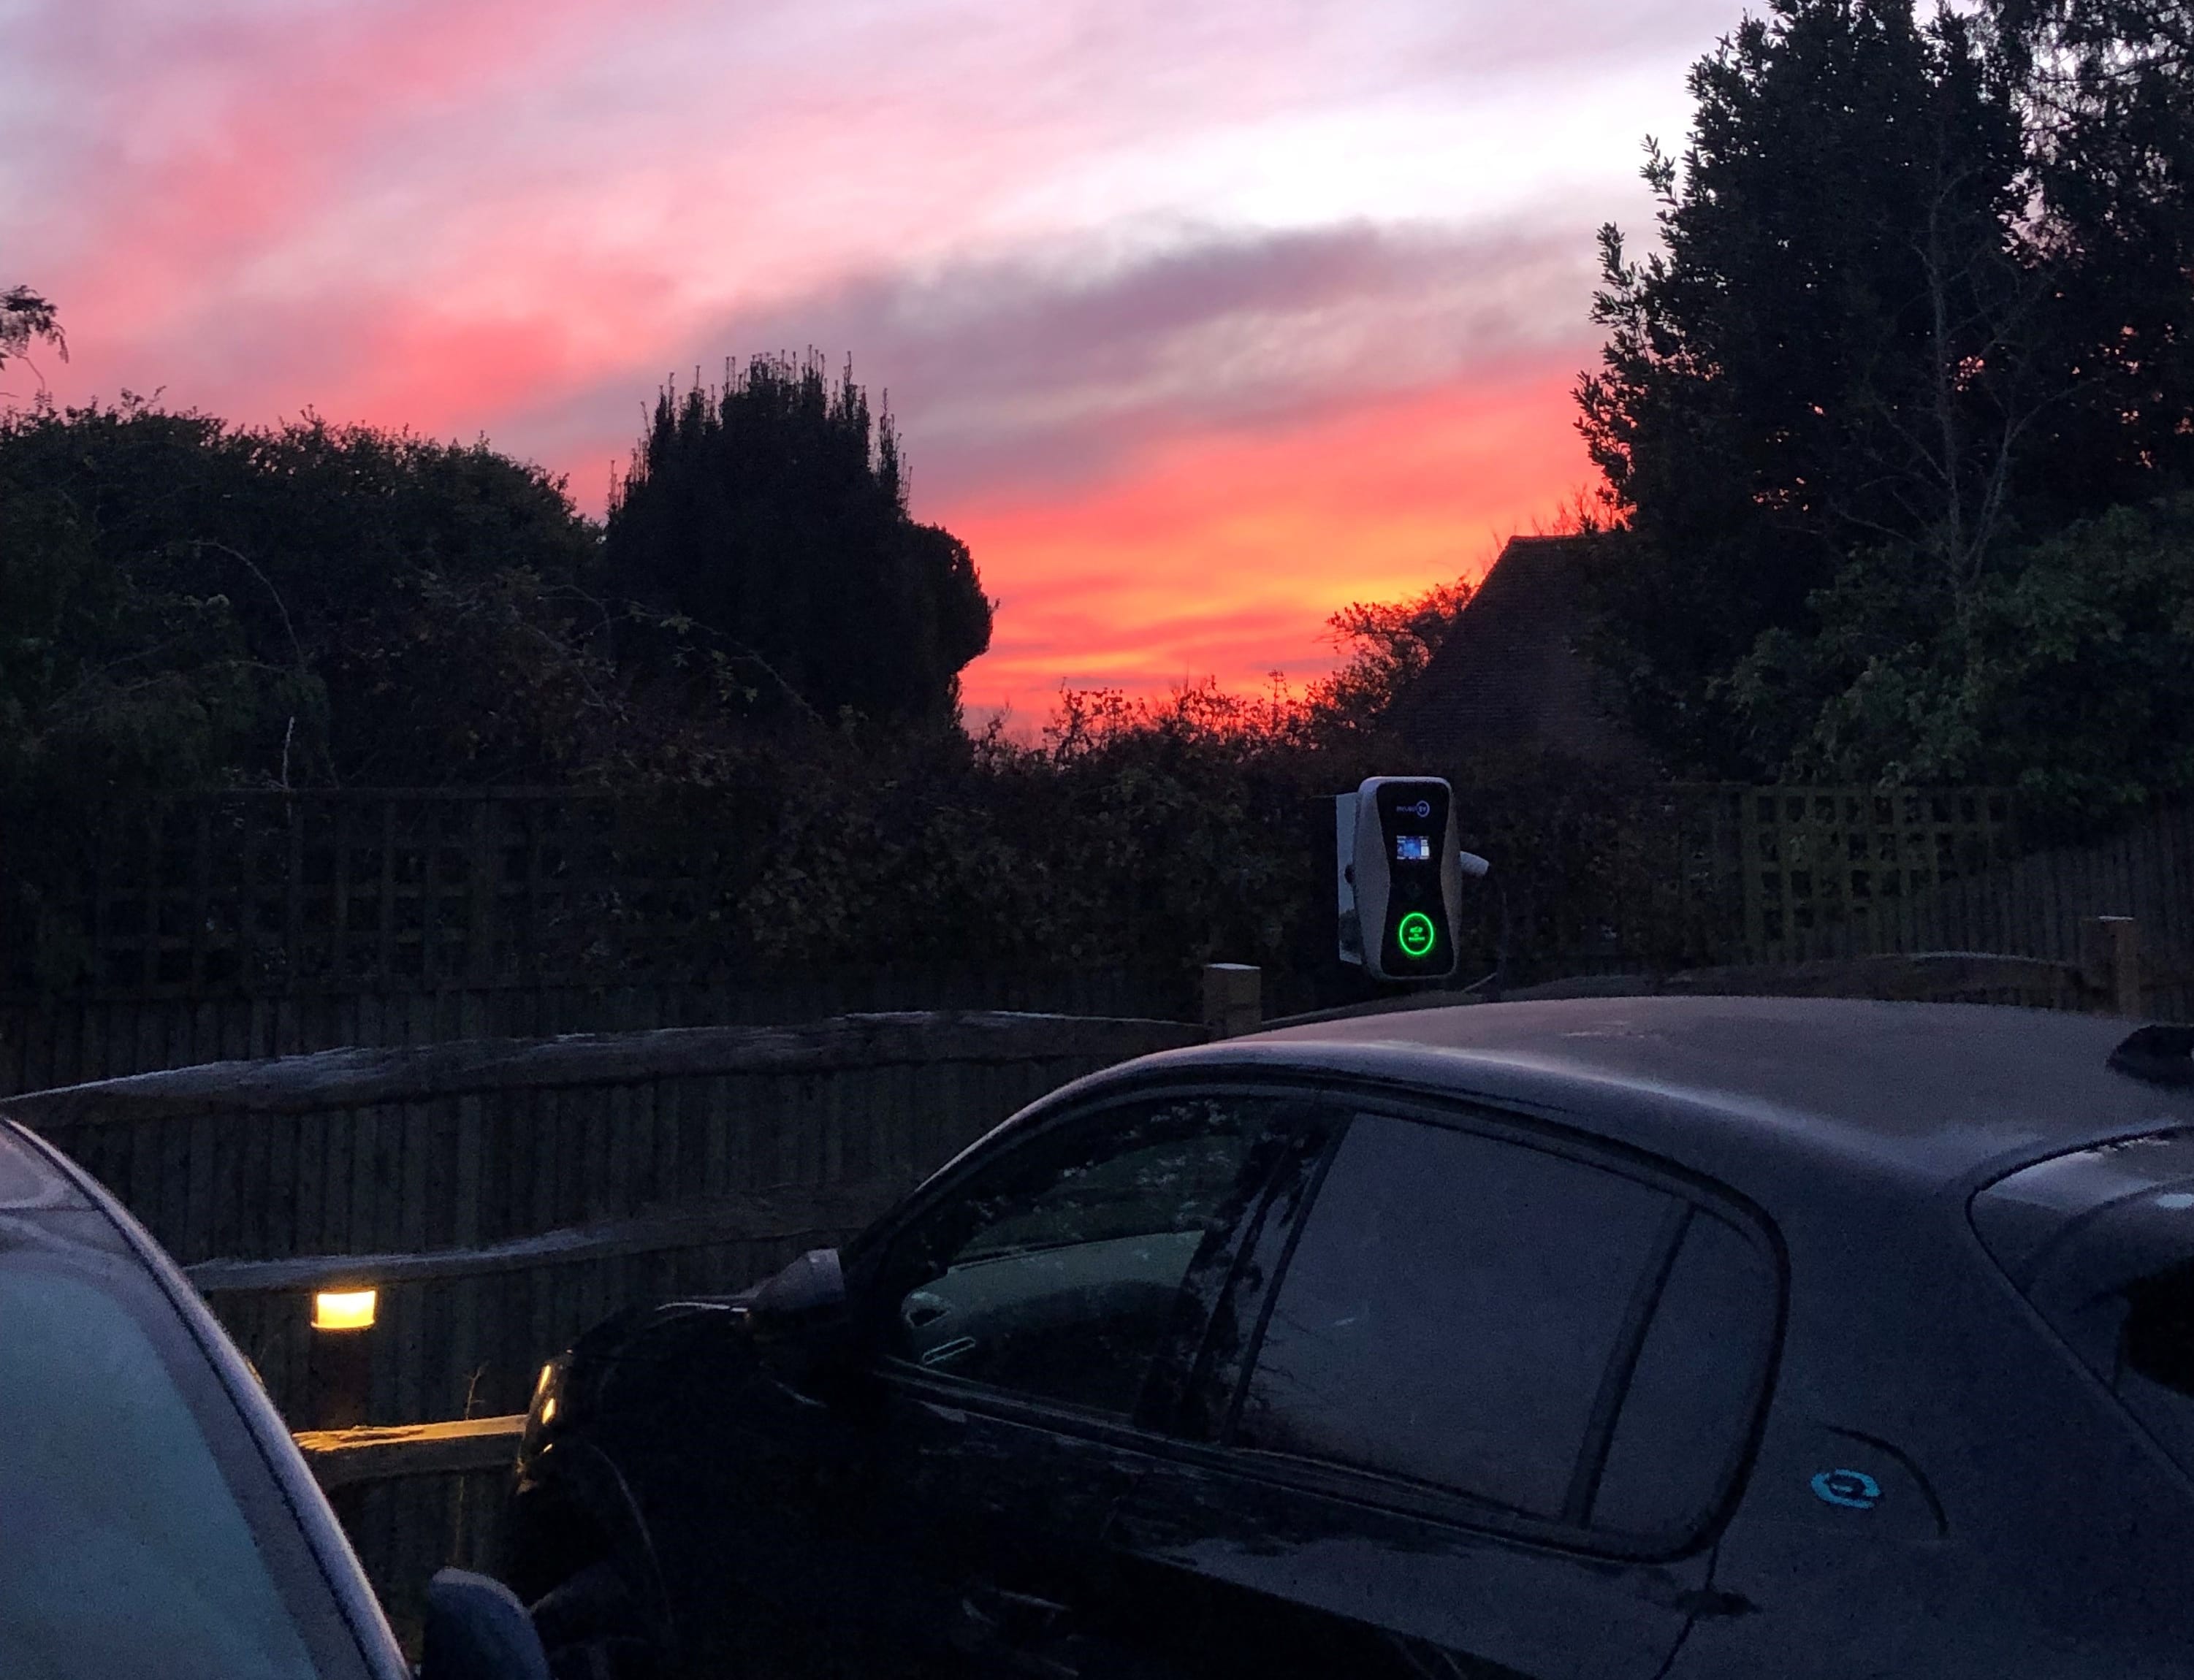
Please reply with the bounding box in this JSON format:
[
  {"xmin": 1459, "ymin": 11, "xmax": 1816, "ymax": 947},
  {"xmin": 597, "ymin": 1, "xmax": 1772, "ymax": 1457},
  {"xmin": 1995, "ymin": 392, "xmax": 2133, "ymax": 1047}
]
[{"xmin": 0, "ymin": 1113, "xmax": 548, "ymax": 1680}]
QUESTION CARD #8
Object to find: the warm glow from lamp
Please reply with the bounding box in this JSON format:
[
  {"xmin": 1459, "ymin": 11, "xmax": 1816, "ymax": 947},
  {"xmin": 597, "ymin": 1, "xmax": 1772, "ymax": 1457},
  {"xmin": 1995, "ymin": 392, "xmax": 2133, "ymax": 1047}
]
[{"xmin": 312, "ymin": 1288, "xmax": 378, "ymax": 1332}]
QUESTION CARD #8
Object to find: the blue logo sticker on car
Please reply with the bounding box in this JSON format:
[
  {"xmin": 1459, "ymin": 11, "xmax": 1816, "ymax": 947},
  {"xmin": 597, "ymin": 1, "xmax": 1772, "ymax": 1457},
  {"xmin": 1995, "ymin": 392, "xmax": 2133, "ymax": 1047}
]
[{"xmin": 1810, "ymin": 1468, "xmax": 1882, "ymax": 1509}]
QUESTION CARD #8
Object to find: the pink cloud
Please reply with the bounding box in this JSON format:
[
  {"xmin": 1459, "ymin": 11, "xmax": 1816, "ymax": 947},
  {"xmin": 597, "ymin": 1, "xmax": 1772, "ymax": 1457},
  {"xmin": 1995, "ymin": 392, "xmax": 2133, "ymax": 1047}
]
[{"xmin": 20, "ymin": 0, "xmax": 652, "ymax": 332}]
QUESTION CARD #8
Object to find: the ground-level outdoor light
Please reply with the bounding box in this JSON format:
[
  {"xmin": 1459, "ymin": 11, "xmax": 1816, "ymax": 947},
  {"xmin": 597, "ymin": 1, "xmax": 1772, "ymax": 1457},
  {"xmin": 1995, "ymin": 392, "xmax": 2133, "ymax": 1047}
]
[
  {"xmin": 312, "ymin": 1288, "xmax": 378, "ymax": 1332},
  {"xmin": 308, "ymin": 1285, "xmax": 378, "ymax": 1430}
]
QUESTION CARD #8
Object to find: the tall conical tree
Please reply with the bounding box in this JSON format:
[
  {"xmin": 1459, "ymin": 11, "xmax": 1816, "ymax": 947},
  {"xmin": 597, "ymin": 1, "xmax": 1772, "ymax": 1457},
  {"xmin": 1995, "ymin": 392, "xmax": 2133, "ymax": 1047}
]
[{"xmin": 603, "ymin": 354, "xmax": 991, "ymax": 725}]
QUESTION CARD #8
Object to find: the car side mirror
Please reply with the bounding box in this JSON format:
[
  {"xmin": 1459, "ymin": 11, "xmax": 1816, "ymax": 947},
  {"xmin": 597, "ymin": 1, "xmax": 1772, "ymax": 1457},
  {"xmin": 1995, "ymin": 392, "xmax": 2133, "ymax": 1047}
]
[
  {"xmin": 420, "ymin": 1568, "xmax": 550, "ymax": 1680},
  {"xmin": 746, "ymin": 1246, "xmax": 856, "ymax": 1389}
]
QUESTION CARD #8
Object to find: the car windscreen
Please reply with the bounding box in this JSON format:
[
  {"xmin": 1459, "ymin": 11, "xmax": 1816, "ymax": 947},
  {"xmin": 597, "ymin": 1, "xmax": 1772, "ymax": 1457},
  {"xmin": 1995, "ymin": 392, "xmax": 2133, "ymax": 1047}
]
[
  {"xmin": 1973, "ymin": 1129, "xmax": 2194, "ymax": 1482},
  {"xmin": 0, "ymin": 1215, "xmax": 373, "ymax": 1680}
]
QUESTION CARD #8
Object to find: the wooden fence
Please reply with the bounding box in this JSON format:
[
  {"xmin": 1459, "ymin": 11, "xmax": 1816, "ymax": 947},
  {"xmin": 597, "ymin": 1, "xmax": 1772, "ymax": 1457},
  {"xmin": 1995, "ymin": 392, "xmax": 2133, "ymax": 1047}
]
[
  {"xmin": 0, "ymin": 787, "xmax": 1197, "ymax": 1096},
  {"xmin": 1, "ymin": 1009, "xmax": 1203, "ymax": 1646},
  {"xmin": 1696, "ymin": 784, "xmax": 2020, "ymax": 955},
  {"xmin": 0, "ymin": 782, "xmax": 2054, "ymax": 1085},
  {"xmin": 1462, "ymin": 782, "xmax": 2022, "ymax": 979},
  {"xmin": 3, "ymin": 926, "xmax": 2179, "ymax": 1648},
  {"xmin": 1455, "ymin": 784, "xmax": 2194, "ymax": 1008},
  {"xmin": 1817, "ymin": 798, "xmax": 2194, "ymax": 1019},
  {"xmin": 3, "ymin": 790, "xmax": 733, "ymax": 995}
]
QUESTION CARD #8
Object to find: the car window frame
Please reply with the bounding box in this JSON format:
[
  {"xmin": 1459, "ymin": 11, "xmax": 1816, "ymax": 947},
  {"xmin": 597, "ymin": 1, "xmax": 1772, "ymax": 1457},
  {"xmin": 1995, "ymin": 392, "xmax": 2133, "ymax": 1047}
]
[
  {"xmin": 1181, "ymin": 1083, "xmax": 1787, "ymax": 1562},
  {"xmin": 850, "ymin": 1077, "xmax": 1336, "ymax": 1437}
]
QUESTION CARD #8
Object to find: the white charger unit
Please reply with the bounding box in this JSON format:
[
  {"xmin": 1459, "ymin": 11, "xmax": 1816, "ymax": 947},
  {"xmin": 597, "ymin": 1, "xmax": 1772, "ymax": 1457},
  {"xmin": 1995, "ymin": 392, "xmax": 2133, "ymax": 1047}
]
[{"xmin": 1335, "ymin": 776, "xmax": 1488, "ymax": 980}]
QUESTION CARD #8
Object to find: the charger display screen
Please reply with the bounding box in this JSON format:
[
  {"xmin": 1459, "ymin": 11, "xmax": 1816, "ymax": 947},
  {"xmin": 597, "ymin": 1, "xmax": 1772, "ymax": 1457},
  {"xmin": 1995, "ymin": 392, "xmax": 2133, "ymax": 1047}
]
[{"xmin": 1395, "ymin": 835, "xmax": 1432, "ymax": 863}]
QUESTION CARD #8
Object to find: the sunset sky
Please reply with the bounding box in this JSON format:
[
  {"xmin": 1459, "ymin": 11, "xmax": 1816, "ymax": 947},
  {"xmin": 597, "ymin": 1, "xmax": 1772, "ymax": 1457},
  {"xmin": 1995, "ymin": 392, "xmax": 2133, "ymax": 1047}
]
[{"xmin": 4, "ymin": 0, "xmax": 1737, "ymax": 724}]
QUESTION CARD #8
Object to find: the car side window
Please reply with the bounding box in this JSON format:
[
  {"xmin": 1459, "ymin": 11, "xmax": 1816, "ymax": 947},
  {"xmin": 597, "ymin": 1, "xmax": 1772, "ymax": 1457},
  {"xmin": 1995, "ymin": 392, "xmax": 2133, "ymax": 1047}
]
[
  {"xmin": 1232, "ymin": 1111, "xmax": 1683, "ymax": 1522},
  {"xmin": 876, "ymin": 1091, "xmax": 1296, "ymax": 1418}
]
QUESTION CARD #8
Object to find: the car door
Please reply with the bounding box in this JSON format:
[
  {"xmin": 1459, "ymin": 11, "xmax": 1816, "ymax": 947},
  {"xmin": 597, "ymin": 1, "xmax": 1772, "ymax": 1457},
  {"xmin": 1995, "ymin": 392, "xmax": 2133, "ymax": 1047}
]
[
  {"xmin": 1105, "ymin": 1096, "xmax": 1783, "ymax": 1680},
  {"xmin": 845, "ymin": 1082, "xmax": 1335, "ymax": 1676}
]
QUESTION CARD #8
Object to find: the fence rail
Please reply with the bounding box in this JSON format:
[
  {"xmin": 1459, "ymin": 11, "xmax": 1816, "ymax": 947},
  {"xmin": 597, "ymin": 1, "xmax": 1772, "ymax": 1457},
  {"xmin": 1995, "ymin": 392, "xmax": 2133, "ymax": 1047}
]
[
  {"xmin": 0, "ymin": 966, "xmax": 1192, "ymax": 1100},
  {"xmin": 1501, "ymin": 950, "xmax": 2092, "ymax": 1007},
  {"xmin": 187, "ymin": 1184, "xmax": 899, "ymax": 1294},
  {"xmin": 294, "ymin": 1416, "xmax": 526, "ymax": 1493}
]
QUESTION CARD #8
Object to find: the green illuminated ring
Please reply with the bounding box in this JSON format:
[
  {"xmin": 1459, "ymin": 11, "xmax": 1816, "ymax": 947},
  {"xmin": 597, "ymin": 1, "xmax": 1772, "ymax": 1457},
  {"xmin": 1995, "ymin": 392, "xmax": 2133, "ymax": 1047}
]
[{"xmin": 1396, "ymin": 911, "xmax": 1438, "ymax": 958}]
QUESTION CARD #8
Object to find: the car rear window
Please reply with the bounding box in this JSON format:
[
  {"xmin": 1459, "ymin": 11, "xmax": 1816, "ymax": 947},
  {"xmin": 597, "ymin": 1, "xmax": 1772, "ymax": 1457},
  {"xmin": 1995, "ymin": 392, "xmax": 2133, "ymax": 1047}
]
[
  {"xmin": 1973, "ymin": 1130, "xmax": 2194, "ymax": 1481},
  {"xmin": 0, "ymin": 1231, "xmax": 373, "ymax": 1680},
  {"xmin": 1227, "ymin": 1109, "xmax": 1780, "ymax": 1549},
  {"xmin": 1233, "ymin": 1113, "xmax": 1677, "ymax": 1520}
]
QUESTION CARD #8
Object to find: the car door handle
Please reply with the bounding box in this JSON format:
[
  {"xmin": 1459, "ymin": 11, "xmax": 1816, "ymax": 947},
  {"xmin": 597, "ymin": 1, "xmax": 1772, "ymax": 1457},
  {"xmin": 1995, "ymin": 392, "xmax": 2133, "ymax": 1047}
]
[
  {"xmin": 959, "ymin": 1581, "xmax": 1074, "ymax": 1649},
  {"xmin": 903, "ymin": 1291, "xmax": 952, "ymax": 1329},
  {"xmin": 965, "ymin": 1582, "xmax": 1067, "ymax": 1624}
]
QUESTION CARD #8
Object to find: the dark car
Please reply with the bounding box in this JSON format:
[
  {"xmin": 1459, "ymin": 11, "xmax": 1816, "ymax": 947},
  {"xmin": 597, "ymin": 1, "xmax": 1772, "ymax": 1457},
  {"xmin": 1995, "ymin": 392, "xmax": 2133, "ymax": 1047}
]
[
  {"xmin": 508, "ymin": 997, "xmax": 2194, "ymax": 1680},
  {"xmin": 0, "ymin": 1114, "xmax": 549, "ymax": 1680}
]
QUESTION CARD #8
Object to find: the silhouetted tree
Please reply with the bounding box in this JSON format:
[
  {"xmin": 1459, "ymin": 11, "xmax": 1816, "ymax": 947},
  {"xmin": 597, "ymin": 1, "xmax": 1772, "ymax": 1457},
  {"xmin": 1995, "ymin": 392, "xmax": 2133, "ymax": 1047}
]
[
  {"xmin": 601, "ymin": 354, "xmax": 991, "ymax": 725},
  {"xmin": 1576, "ymin": 0, "xmax": 2035, "ymax": 771},
  {"xmin": 1576, "ymin": 0, "xmax": 2194, "ymax": 818},
  {"xmin": 1733, "ymin": 492, "xmax": 2194, "ymax": 812},
  {"xmin": 0, "ymin": 287, "xmax": 66, "ymax": 394},
  {"xmin": 0, "ymin": 400, "xmax": 612, "ymax": 793},
  {"xmin": 1303, "ymin": 577, "xmax": 1476, "ymax": 745},
  {"xmin": 1993, "ymin": 0, "xmax": 2194, "ymax": 511}
]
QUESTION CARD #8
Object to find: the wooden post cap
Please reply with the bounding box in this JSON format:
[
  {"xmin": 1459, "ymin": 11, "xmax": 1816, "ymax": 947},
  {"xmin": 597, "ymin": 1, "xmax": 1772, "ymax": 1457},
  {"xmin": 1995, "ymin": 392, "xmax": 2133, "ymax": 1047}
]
[{"xmin": 1202, "ymin": 965, "xmax": 1262, "ymax": 1039}]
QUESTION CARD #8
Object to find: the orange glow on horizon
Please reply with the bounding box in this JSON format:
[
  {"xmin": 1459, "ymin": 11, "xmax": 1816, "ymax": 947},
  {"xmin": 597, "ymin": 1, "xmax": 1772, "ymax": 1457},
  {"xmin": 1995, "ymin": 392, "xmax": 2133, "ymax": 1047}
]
[{"xmin": 940, "ymin": 368, "xmax": 1594, "ymax": 722}]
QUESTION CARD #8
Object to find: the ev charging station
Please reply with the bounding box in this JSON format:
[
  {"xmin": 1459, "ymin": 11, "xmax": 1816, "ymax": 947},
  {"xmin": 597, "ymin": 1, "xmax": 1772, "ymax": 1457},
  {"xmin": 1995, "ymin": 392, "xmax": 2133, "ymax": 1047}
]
[{"xmin": 1336, "ymin": 776, "xmax": 1489, "ymax": 982}]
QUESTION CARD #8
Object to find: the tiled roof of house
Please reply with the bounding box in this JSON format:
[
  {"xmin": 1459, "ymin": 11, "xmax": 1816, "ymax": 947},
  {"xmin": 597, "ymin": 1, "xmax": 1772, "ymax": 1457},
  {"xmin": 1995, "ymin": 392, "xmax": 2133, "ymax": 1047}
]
[{"xmin": 1394, "ymin": 535, "xmax": 1654, "ymax": 771}]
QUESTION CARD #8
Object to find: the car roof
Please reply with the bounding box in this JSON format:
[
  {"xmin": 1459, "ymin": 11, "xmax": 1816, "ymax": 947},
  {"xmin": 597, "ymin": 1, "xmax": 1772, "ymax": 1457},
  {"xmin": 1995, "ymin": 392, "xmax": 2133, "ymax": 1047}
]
[{"xmin": 1140, "ymin": 996, "xmax": 2194, "ymax": 1199}]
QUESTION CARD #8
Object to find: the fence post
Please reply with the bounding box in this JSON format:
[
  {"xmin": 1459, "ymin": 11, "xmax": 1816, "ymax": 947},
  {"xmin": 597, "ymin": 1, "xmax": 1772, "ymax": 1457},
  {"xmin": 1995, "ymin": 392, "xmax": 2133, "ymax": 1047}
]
[
  {"xmin": 2080, "ymin": 916, "xmax": 2142, "ymax": 1017},
  {"xmin": 1202, "ymin": 964, "xmax": 1262, "ymax": 1039}
]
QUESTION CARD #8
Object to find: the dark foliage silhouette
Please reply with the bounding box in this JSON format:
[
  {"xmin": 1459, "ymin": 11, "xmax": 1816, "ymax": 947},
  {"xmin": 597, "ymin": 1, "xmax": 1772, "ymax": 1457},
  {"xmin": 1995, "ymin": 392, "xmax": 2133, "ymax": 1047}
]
[
  {"xmin": 0, "ymin": 400, "xmax": 610, "ymax": 798},
  {"xmin": 603, "ymin": 354, "xmax": 992, "ymax": 725},
  {"xmin": 1575, "ymin": 0, "xmax": 2194, "ymax": 820}
]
